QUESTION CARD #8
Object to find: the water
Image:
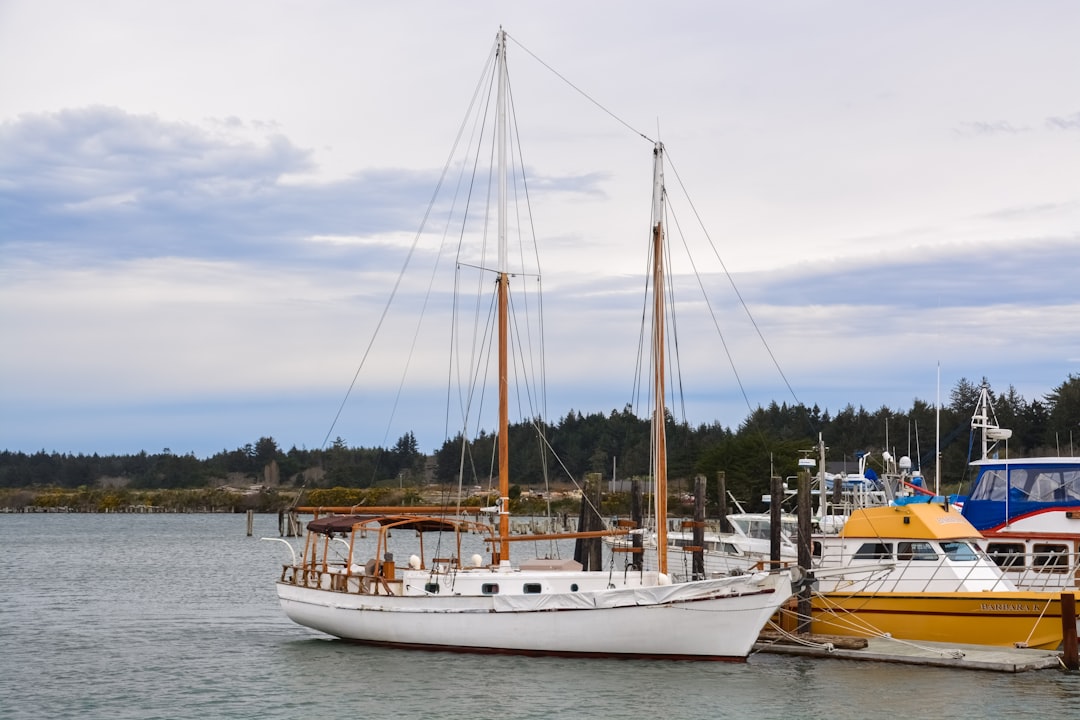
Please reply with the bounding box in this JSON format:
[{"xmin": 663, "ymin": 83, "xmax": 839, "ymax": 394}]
[{"xmin": 2, "ymin": 514, "xmax": 1078, "ymax": 720}]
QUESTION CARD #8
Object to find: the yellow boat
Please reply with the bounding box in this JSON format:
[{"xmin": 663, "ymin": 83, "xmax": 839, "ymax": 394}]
[
  {"xmin": 798, "ymin": 503, "xmax": 1065, "ymax": 649},
  {"xmin": 808, "ymin": 590, "xmax": 1064, "ymax": 649}
]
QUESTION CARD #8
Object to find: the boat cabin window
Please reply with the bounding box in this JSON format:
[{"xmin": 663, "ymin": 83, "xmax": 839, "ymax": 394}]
[
  {"xmin": 969, "ymin": 470, "xmax": 1008, "ymax": 501},
  {"xmin": 744, "ymin": 520, "xmax": 771, "ymax": 540},
  {"xmin": 853, "ymin": 542, "xmax": 893, "ymax": 560},
  {"xmin": 1033, "ymin": 544, "xmax": 1070, "ymax": 573},
  {"xmin": 940, "ymin": 541, "xmax": 978, "ymax": 561},
  {"xmin": 897, "ymin": 541, "xmax": 937, "ymax": 561},
  {"xmin": 523, "ymin": 583, "xmax": 542, "ymax": 594},
  {"xmin": 718, "ymin": 542, "xmax": 742, "ymax": 555},
  {"xmin": 482, "ymin": 583, "xmax": 500, "ymax": 595},
  {"xmin": 986, "ymin": 542, "xmax": 1026, "ymax": 570},
  {"xmin": 424, "ymin": 582, "xmax": 440, "ymax": 594},
  {"xmin": 780, "ymin": 520, "xmax": 799, "ymax": 540},
  {"xmin": 812, "ymin": 541, "xmax": 822, "ymax": 558}
]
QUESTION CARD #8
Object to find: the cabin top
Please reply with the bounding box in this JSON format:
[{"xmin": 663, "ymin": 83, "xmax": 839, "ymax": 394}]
[
  {"xmin": 971, "ymin": 456, "xmax": 1080, "ymax": 468},
  {"xmin": 840, "ymin": 503, "xmax": 982, "ymax": 541}
]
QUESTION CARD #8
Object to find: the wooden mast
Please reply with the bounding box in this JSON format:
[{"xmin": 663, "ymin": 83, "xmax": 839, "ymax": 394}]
[
  {"xmin": 651, "ymin": 142, "xmax": 668, "ymax": 575},
  {"xmin": 496, "ymin": 29, "xmax": 511, "ymax": 564}
]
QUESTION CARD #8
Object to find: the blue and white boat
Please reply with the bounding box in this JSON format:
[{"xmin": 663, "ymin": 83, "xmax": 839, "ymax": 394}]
[{"xmin": 957, "ymin": 385, "xmax": 1080, "ymax": 590}]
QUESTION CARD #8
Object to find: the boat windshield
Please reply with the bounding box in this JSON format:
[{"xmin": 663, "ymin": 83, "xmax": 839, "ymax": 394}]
[
  {"xmin": 738, "ymin": 519, "xmax": 771, "ymax": 539},
  {"xmin": 733, "ymin": 517, "xmax": 797, "ymax": 541},
  {"xmin": 940, "ymin": 541, "xmax": 979, "ymax": 561},
  {"xmin": 969, "ymin": 465, "xmax": 1080, "ymax": 503}
]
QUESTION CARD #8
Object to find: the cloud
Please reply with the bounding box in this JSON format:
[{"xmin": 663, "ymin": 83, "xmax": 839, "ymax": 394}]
[
  {"xmin": 0, "ymin": 106, "xmax": 619, "ymax": 274},
  {"xmin": 954, "ymin": 110, "xmax": 1080, "ymax": 137},
  {"xmin": 952, "ymin": 120, "xmax": 1031, "ymax": 137},
  {"xmin": 0, "ymin": 107, "xmax": 444, "ymax": 264},
  {"xmin": 746, "ymin": 237, "xmax": 1080, "ymax": 309},
  {"xmin": 1046, "ymin": 111, "xmax": 1080, "ymax": 131}
]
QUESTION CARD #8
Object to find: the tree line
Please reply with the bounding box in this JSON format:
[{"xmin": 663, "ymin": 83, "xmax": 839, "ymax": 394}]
[{"xmin": 2, "ymin": 375, "xmax": 1077, "ymax": 513}]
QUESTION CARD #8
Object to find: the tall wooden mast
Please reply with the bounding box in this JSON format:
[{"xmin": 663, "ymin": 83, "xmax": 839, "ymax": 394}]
[
  {"xmin": 496, "ymin": 29, "xmax": 511, "ymax": 563},
  {"xmin": 651, "ymin": 142, "xmax": 668, "ymax": 575}
]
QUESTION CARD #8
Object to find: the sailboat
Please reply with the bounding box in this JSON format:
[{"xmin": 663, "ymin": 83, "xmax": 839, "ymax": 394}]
[{"xmin": 271, "ymin": 29, "xmax": 794, "ymax": 660}]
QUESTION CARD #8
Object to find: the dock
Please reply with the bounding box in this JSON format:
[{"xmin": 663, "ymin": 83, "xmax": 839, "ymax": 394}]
[{"xmin": 754, "ymin": 631, "xmax": 1065, "ymax": 672}]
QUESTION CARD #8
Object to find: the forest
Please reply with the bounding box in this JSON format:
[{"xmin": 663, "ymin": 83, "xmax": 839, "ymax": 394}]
[{"xmin": 2, "ymin": 374, "xmax": 1077, "ymax": 514}]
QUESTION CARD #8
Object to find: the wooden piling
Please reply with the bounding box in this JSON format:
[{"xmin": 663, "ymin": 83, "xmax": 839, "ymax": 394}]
[
  {"xmin": 691, "ymin": 475, "xmax": 706, "ymax": 580},
  {"xmin": 716, "ymin": 471, "xmax": 731, "ymax": 533},
  {"xmin": 630, "ymin": 478, "xmax": 643, "ymax": 563},
  {"xmin": 246, "ymin": 509, "xmax": 254, "ymax": 537},
  {"xmin": 589, "ymin": 474, "xmax": 603, "ymax": 570},
  {"xmin": 574, "ymin": 473, "xmax": 603, "ymax": 570},
  {"xmin": 284, "ymin": 510, "xmax": 300, "ymax": 537},
  {"xmin": 1062, "ymin": 592, "xmax": 1079, "ymax": 670},
  {"xmin": 796, "ymin": 469, "xmax": 812, "ymax": 633},
  {"xmin": 831, "ymin": 464, "xmax": 843, "ymax": 508},
  {"xmin": 770, "ymin": 475, "xmax": 783, "ymax": 570}
]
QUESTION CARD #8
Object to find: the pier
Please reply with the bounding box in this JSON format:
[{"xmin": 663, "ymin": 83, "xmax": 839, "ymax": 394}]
[{"xmin": 755, "ymin": 631, "xmax": 1065, "ymax": 672}]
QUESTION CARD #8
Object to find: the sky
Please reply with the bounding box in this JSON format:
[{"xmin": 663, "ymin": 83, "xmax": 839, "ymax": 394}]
[{"xmin": 2, "ymin": 1, "xmax": 1079, "ymax": 460}]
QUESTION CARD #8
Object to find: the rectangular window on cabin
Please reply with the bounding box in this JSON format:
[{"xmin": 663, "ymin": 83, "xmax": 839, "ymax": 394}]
[
  {"xmin": 812, "ymin": 541, "xmax": 822, "ymax": 558},
  {"xmin": 523, "ymin": 583, "xmax": 542, "ymax": 594},
  {"xmin": 424, "ymin": 583, "xmax": 440, "ymax": 594},
  {"xmin": 482, "ymin": 583, "xmax": 500, "ymax": 595},
  {"xmin": 986, "ymin": 543, "xmax": 1026, "ymax": 570},
  {"xmin": 853, "ymin": 542, "xmax": 893, "ymax": 560},
  {"xmin": 1033, "ymin": 544, "xmax": 1069, "ymax": 573},
  {"xmin": 897, "ymin": 541, "xmax": 937, "ymax": 561}
]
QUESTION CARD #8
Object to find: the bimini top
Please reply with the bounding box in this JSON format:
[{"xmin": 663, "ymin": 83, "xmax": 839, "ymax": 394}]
[
  {"xmin": 306, "ymin": 514, "xmax": 376, "ymax": 535},
  {"xmin": 840, "ymin": 503, "xmax": 982, "ymax": 541},
  {"xmin": 306, "ymin": 514, "xmax": 463, "ymax": 535}
]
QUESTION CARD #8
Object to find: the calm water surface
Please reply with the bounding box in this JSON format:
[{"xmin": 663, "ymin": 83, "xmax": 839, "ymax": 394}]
[{"xmin": 2, "ymin": 513, "xmax": 1077, "ymax": 720}]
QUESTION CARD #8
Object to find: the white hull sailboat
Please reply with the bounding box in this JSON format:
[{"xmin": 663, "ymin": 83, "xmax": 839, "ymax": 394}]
[
  {"xmin": 277, "ymin": 549, "xmax": 790, "ymax": 658},
  {"xmin": 272, "ymin": 28, "xmax": 794, "ymax": 660}
]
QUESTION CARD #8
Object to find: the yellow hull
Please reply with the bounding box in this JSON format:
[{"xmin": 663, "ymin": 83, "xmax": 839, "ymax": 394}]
[{"xmin": 802, "ymin": 592, "xmax": 1064, "ymax": 650}]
